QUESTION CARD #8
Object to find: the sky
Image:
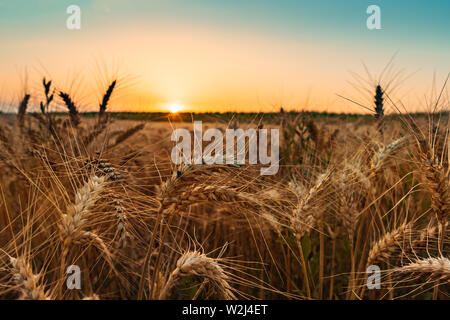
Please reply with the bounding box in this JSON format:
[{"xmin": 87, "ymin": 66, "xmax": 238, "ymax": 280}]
[{"xmin": 0, "ymin": 0, "xmax": 449, "ymax": 113}]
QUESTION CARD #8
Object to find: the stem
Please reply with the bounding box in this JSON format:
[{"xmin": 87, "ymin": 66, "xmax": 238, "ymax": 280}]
[
  {"xmin": 387, "ymin": 273, "xmax": 394, "ymax": 300},
  {"xmin": 192, "ymin": 279, "xmax": 208, "ymax": 300},
  {"xmin": 296, "ymin": 237, "xmax": 311, "ymax": 299},
  {"xmin": 433, "ymin": 221, "xmax": 446, "ymax": 300},
  {"xmin": 150, "ymin": 210, "xmax": 176, "ymax": 299},
  {"xmin": 286, "ymin": 249, "xmax": 291, "ymax": 293},
  {"xmin": 346, "ymin": 238, "xmax": 355, "ymax": 300},
  {"xmin": 329, "ymin": 235, "xmax": 336, "ymax": 300},
  {"xmin": 319, "ymin": 220, "xmax": 324, "ymax": 299},
  {"xmin": 137, "ymin": 205, "xmax": 163, "ymax": 300},
  {"xmin": 58, "ymin": 248, "xmax": 68, "ymax": 299}
]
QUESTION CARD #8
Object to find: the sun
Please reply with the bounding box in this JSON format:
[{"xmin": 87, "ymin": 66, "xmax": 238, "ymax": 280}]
[{"xmin": 168, "ymin": 102, "xmax": 183, "ymax": 114}]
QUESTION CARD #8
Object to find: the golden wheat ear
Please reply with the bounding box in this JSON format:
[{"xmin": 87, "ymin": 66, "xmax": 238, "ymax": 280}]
[
  {"xmin": 159, "ymin": 250, "xmax": 236, "ymax": 300},
  {"xmin": 392, "ymin": 257, "xmax": 450, "ymax": 283},
  {"xmin": 9, "ymin": 256, "xmax": 50, "ymax": 300}
]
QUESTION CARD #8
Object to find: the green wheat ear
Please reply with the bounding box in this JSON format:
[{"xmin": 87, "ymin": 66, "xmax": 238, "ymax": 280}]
[{"xmin": 374, "ymin": 84, "xmax": 384, "ymax": 134}]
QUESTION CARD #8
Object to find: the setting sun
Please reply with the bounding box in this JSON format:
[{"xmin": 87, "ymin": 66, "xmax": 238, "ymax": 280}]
[{"xmin": 168, "ymin": 102, "xmax": 183, "ymax": 114}]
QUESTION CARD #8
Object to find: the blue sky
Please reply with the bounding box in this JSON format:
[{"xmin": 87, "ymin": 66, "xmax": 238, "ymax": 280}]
[{"xmin": 1, "ymin": 1, "xmax": 448, "ymax": 41}]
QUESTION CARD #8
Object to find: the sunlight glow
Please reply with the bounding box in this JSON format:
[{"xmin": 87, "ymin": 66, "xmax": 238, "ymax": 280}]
[{"xmin": 168, "ymin": 102, "xmax": 183, "ymax": 113}]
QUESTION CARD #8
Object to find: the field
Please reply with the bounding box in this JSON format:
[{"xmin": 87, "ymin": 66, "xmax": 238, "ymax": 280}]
[{"xmin": 0, "ymin": 84, "xmax": 449, "ymax": 300}]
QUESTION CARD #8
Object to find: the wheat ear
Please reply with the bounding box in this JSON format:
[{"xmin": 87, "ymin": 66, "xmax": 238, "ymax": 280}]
[
  {"xmin": 159, "ymin": 251, "xmax": 236, "ymax": 300},
  {"xmin": 114, "ymin": 199, "xmax": 132, "ymax": 248},
  {"xmin": 374, "ymin": 84, "xmax": 384, "ymax": 134},
  {"xmin": 99, "ymin": 80, "xmax": 116, "ymax": 115},
  {"xmin": 17, "ymin": 93, "xmax": 31, "ymax": 130},
  {"xmin": 370, "ymin": 137, "xmax": 407, "ymax": 174},
  {"xmin": 59, "ymin": 91, "xmax": 80, "ymax": 127},
  {"xmin": 60, "ymin": 175, "xmax": 107, "ymax": 248},
  {"xmin": 290, "ymin": 170, "xmax": 332, "ymax": 238},
  {"xmin": 367, "ymin": 222, "xmax": 413, "ymax": 266},
  {"xmin": 9, "ymin": 256, "xmax": 50, "ymax": 300},
  {"xmin": 393, "ymin": 257, "xmax": 450, "ymax": 282}
]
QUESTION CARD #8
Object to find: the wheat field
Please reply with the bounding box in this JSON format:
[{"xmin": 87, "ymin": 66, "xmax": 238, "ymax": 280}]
[{"xmin": 0, "ymin": 79, "xmax": 449, "ymax": 300}]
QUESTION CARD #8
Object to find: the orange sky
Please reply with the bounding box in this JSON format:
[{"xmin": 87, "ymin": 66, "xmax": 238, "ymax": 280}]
[{"xmin": 0, "ymin": 1, "xmax": 449, "ymax": 114}]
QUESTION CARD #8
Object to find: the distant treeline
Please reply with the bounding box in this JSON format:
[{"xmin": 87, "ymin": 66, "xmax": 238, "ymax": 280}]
[
  {"xmin": 80, "ymin": 111, "xmax": 450, "ymax": 123},
  {"xmin": 1, "ymin": 110, "xmax": 448, "ymax": 124}
]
